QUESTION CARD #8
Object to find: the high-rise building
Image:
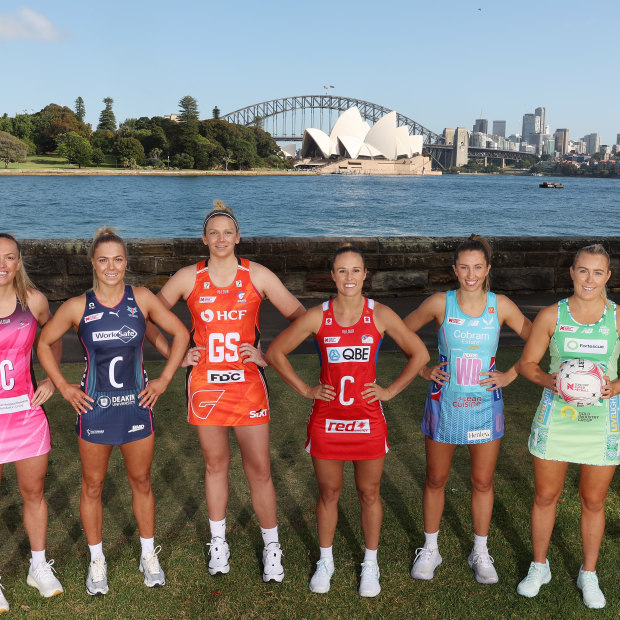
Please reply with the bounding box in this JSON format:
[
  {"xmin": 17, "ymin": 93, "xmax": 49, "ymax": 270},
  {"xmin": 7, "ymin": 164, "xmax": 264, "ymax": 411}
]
[
  {"xmin": 522, "ymin": 113, "xmax": 541, "ymax": 145},
  {"xmin": 535, "ymin": 107, "xmax": 546, "ymax": 134},
  {"xmin": 554, "ymin": 128, "xmax": 569, "ymax": 155},
  {"xmin": 616, "ymin": 133, "xmax": 620, "ymax": 145},
  {"xmin": 583, "ymin": 133, "xmax": 601, "ymax": 154},
  {"xmin": 473, "ymin": 119, "xmax": 488, "ymax": 134},
  {"xmin": 492, "ymin": 120, "xmax": 506, "ymax": 137}
]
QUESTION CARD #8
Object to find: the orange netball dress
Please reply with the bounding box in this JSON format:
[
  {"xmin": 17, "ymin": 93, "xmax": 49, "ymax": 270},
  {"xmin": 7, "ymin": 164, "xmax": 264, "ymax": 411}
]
[{"xmin": 186, "ymin": 258, "xmax": 269, "ymax": 426}]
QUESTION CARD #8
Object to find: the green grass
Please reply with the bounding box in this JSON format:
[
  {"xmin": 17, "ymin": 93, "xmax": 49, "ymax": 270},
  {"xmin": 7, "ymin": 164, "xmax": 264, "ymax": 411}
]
[
  {"xmin": 1, "ymin": 349, "xmax": 619, "ymax": 618},
  {"xmin": 5, "ymin": 154, "xmax": 117, "ymax": 170}
]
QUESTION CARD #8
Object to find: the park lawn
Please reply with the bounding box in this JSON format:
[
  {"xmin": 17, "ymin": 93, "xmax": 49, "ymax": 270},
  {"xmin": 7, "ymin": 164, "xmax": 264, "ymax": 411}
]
[
  {"xmin": 6, "ymin": 153, "xmax": 116, "ymax": 170},
  {"xmin": 0, "ymin": 348, "xmax": 619, "ymax": 619}
]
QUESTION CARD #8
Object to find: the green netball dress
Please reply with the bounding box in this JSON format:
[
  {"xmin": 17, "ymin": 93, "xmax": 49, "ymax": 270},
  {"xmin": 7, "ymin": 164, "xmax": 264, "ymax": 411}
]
[{"xmin": 528, "ymin": 298, "xmax": 620, "ymax": 465}]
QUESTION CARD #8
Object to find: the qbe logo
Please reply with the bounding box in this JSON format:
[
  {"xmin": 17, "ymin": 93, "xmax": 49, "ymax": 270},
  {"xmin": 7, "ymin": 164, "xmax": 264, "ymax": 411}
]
[
  {"xmin": 207, "ymin": 370, "xmax": 245, "ymax": 383},
  {"xmin": 325, "ymin": 419, "xmax": 370, "ymax": 433},
  {"xmin": 326, "ymin": 346, "xmax": 371, "ymax": 363}
]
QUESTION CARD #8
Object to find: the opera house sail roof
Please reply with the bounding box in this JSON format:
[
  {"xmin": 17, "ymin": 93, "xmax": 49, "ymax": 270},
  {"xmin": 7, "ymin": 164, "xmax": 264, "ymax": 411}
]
[{"xmin": 300, "ymin": 106, "xmax": 423, "ymax": 161}]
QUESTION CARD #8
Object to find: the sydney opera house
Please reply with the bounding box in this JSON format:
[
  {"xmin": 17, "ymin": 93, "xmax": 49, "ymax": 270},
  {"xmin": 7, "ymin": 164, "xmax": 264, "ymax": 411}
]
[{"xmin": 297, "ymin": 107, "xmax": 436, "ymax": 175}]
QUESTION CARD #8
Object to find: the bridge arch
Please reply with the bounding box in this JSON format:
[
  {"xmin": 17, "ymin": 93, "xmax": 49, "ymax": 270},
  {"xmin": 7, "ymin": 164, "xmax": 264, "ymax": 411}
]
[{"xmin": 221, "ymin": 95, "xmax": 445, "ymax": 144}]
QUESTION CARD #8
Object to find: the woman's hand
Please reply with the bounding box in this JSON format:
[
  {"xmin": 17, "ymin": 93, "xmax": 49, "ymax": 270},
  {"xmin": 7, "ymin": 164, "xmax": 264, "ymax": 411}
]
[
  {"xmin": 600, "ymin": 376, "xmax": 619, "ymax": 399},
  {"xmin": 30, "ymin": 377, "xmax": 55, "ymax": 408},
  {"xmin": 421, "ymin": 361, "xmax": 450, "ymax": 385},
  {"xmin": 138, "ymin": 377, "xmax": 168, "ymax": 408},
  {"xmin": 361, "ymin": 383, "xmax": 393, "ymax": 404},
  {"xmin": 239, "ymin": 343, "xmax": 268, "ymax": 368},
  {"xmin": 60, "ymin": 384, "xmax": 94, "ymax": 414},
  {"xmin": 479, "ymin": 370, "xmax": 513, "ymax": 391},
  {"xmin": 304, "ymin": 383, "xmax": 336, "ymax": 401},
  {"xmin": 181, "ymin": 346, "xmax": 205, "ymax": 368}
]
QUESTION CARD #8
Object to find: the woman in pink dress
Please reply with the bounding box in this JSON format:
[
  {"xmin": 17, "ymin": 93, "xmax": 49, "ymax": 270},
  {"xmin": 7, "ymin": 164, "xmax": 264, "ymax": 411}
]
[{"xmin": 0, "ymin": 233, "xmax": 63, "ymax": 613}]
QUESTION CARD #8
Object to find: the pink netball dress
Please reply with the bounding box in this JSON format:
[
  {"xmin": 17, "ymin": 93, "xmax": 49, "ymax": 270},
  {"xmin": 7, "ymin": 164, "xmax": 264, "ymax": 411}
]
[{"xmin": 0, "ymin": 303, "xmax": 51, "ymax": 464}]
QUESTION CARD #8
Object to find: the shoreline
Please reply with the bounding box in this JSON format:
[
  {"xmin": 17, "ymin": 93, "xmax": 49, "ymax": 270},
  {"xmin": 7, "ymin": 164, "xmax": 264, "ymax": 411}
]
[{"xmin": 0, "ymin": 168, "xmax": 319, "ymax": 176}]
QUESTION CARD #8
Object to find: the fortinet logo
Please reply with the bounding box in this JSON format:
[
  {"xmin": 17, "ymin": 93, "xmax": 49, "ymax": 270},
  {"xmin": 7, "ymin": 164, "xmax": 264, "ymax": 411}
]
[
  {"xmin": 207, "ymin": 370, "xmax": 245, "ymax": 383},
  {"xmin": 325, "ymin": 419, "xmax": 370, "ymax": 433}
]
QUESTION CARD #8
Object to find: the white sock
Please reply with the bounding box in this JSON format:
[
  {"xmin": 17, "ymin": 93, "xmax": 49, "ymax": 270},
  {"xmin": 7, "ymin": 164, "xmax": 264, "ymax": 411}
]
[
  {"xmin": 140, "ymin": 536, "xmax": 155, "ymax": 558},
  {"xmin": 424, "ymin": 530, "xmax": 439, "ymax": 548},
  {"xmin": 261, "ymin": 525, "xmax": 279, "ymax": 547},
  {"xmin": 88, "ymin": 542, "xmax": 104, "ymax": 562},
  {"xmin": 209, "ymin": 518, "xmax": 226, "ymax": 541},
  {"xmin": 319, "ymin": 546, "xmax": 333, "ymax": 561},
  {"xmin": 473, "ymin": 534, "xmax": 488, "ymax": 550},
  {"xmin": 31, "ymin": 549, "xmax": 46, "ymax": 568},
  {"xmin": 364, "ymin": 547, "xmax": 378, "ymax": 563}
]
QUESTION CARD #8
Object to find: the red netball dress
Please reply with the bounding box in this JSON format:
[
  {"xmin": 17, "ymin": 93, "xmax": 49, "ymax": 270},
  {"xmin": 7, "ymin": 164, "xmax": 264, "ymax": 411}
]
[{"xmin": 307, "ymin": 298, "xmax": 387, "ymax": 460}]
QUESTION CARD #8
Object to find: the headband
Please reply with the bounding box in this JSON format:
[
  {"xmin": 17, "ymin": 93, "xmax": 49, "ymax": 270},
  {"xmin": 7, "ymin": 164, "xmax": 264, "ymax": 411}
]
[{"xmin": 203, "ymin": 211, "xmax": 239, "ymax": 232}]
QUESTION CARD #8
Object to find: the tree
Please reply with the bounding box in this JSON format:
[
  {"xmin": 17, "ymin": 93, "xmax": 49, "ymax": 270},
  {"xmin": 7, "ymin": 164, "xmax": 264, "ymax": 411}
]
[
  {"xmin": 75, "ymin": 96, "xmax": 86, "ymax": 123},
  {"xmin": 98, "ymin": 97, "xmax": 117, "ymax": 131},
  {"xmin": 172, "ymin": 152, "xmax": 194, "ymax": 169},
  {"xmin": 31, "ymin": 104, "xmax": 90, "ymax": 153},
  {"xmin": 92, "ymin": 147, "xmax": 105, "ymax": 167},
  {"xmin": 56, "ymin": 131, "xmax": 93, "ymax": 168},
  {"xmin": 115, "ymin": 137, "xmax": 145, "ymax": 168},
  {"xmin": 212, "ymin": 106, "xmax": 220, "ymax": 119},
  {"xmin": 0, "ymin": 131, "xmax": 28, "ymax": 168},
  {"xmin": 178, "ymin": 95, "xmax": 199, "ymax": 124}
]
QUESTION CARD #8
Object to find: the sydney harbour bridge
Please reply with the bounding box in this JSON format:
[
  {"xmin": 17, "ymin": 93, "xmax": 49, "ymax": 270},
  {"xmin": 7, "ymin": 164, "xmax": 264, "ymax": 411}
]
[{"xmin": 222, "ymin": 95, "xmax": 532, "ymax": 170}]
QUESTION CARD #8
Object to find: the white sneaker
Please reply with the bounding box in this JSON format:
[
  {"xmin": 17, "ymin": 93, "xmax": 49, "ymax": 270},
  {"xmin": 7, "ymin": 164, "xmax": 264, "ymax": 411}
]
[
  {"xmin": 26, "ymin": 559, "xmax": 63, "ymax": 598},
  {"xmin": 262, "ymin": 542, "xmax": 284, "ymax": 583},
  {"xmin": 467, "ymin": 547, "xmax": 498, "ymax": 584},
  {"xmin": 86, "ymin": 557, "xmax": 109, "ymax": 596},
  {"xmin": 140, "ymin": 546, "xmax": 165, "ymax": 587},
  {"xmin": 0, "ymin": 577, "xmax": 9, "ymax": 613},
  {"xmin": 517, "ymin": 560, "xmax": 551, "ymax": 598},
  {"xmin": 309, "ymin": 558, "xmax": 335, "ymax": 594},
  {"xmin": 359, "ymin": 560, "xmax": 381, "ymax": 597},
  {"xmin": 577, "ymin": 567, "xmax": 605, "ymax": 609},
  {"xmin": 207, "ymin": 537, "xmax": 230, "ymax": 576},
  {"xmin": 410, "ymin": 546, "xmax": 442, "ymax": 580}
]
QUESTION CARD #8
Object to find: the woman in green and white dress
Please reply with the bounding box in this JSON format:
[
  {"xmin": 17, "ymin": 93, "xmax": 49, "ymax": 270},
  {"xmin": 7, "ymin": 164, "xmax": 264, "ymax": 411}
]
[{"xmin": 516, "ymin": 244, "xmax": 619, "ymax": 610}]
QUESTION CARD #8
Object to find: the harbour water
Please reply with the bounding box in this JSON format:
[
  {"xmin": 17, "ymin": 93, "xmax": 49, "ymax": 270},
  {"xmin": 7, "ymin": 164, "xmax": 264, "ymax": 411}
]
[{"xmin": 2, "ymin": 174, "xmax": 619, "ymax": 238}]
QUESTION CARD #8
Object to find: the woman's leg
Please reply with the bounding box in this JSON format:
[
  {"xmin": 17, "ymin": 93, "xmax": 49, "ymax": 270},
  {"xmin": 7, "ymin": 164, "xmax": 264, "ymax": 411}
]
[
  {"xmin": 234, "ymin": 424, "xmax": 276, "ymax": 528},
  {"xmin": 14, "ymin": 454, "xmax": 49, "ymax": 552},
  {"xmin": 579, "ymin": 464, "xmax": 616, "ymax": 571},
  {"xmin": 468, "ymin": 439, "xmax": 501, "ymax": 537},
  {"xmin": 531, "ymin": 456, "xmax": 569, "ymax": 563},
  {"xmin": 423, "ymin": 437, "xmax": 457, "ymax": 533},
  {"xmin": 119, "ymin": 435, "xmax": 156, "ymax": 539},
  {"xmin": 196, "ymin": 426, "xmax": 230, "ymax": 521},
  {"xmin": 312, "ymin": 458, "xmax": 345, "ymax": 548},
  {"xmin": 353, "ymin": 457, "xmax": 385, "ymax": 551},
  {"xmin": 78, "ymin": 438, "xmax": 113, "ymax": 545}
]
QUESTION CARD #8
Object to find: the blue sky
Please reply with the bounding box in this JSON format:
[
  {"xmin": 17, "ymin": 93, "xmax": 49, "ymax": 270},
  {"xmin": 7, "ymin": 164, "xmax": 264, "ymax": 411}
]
[{"xmin": 1, "ymin": 1, "xmax": 618, "ymax": 144}]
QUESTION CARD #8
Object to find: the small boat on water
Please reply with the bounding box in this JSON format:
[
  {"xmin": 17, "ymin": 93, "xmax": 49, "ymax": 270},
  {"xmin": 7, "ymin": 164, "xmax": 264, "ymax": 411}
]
[{"xmin": 539, "ymin": 181, "xmax": 564, "ymax": 189}]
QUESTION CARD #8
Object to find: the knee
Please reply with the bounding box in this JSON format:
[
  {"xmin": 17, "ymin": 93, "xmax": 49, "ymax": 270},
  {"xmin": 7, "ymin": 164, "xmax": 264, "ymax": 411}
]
[
  {"xmin": 425, "ymin": 470, "xmax": 449, "ymax": 491},
  {"xmin": 533, "ymin": 488, "xmax": 560, "ymax": 509},
  {"xmin": 244, "ymin": 461, "xmax": 272, "ymax": 485},
  {"xmin": 580, "ymin": 490, "xmax": 606, "ymax": 514},
  {"xmin": 205, "ymin": 455, "xmax": 230, "ymax": 478},
  {"xmin": 471, "ymin": 474, "xmax": 494, "ymax": 494},
  {"xmin": 82, "ymin": 477, "xmax": 105, "ymax": 500},
  {"xmin": 128, "ymin": 472, "xmax": 152, "ymax": 495},
  {"xmin": 19, "ymin": 482, "xmax": 45, "ymax": 505},
  {"xmin": 357, "ymin": 484, "xmax": 381, "ymax": 507},
  {"xmin": 318, "ymin": 484, "xmax": 342, "ymax": 505}
]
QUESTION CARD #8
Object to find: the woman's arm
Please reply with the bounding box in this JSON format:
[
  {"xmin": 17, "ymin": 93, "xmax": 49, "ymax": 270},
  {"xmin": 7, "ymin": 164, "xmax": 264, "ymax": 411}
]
[
  {"xmin": 480, "ymin": 295, "xmax": 533, "ymax": 390},
  {"xmin": 134, "ymin": 287, "xmax": 190, "ymax": 407},
  {"xmin": 265, "ymin": 306, "xmax": 335, "ymax": 401},
  {"xmin": 361, "ymin": 304, "xmax": 430, "ymax": 403},
  {"xmin": 518, "ymin": 304, "xmax": 558, "ymax": 392},
  {"xmin": 37, "ymin": 296, "xmax": 94, "ymax": 413},
  {"xmin": 28, "ymin": 290, "xmax": 61, "ymax": 407}
]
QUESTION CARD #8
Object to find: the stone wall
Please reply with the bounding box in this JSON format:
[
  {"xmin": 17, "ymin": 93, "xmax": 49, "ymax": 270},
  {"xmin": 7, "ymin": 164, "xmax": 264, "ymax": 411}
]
[{"xmin": 20, "ymin": 237, "xmax": 620, "ymax": 302}]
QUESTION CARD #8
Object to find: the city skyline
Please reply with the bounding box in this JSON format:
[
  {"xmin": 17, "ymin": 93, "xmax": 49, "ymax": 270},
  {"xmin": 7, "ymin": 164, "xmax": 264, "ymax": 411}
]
[{"xmin": 1, "ymin": 1, "xmax": 618, "ymax": 145}]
